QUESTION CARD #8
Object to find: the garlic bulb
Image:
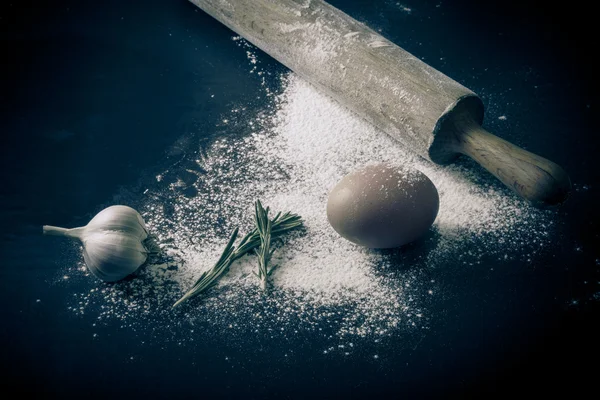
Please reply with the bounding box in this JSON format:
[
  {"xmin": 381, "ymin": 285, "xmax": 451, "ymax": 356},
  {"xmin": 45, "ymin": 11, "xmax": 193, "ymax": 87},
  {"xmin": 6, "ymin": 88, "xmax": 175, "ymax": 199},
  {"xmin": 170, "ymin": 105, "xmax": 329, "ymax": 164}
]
[{"xmin": 43, "ymin": 205, "xmax": 150, "ymax": 282}]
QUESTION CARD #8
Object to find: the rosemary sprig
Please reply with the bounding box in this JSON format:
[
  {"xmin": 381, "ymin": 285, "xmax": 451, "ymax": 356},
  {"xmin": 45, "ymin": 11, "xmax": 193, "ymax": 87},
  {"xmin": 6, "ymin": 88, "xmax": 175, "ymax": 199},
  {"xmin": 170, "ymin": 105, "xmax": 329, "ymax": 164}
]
[
  {"xmin": 172, "ymin": 203, "xmax": 302, "ymax": 308},
  {"xmin": 253, "ymin": 200, "xmax": 275, "ymax": 291}
]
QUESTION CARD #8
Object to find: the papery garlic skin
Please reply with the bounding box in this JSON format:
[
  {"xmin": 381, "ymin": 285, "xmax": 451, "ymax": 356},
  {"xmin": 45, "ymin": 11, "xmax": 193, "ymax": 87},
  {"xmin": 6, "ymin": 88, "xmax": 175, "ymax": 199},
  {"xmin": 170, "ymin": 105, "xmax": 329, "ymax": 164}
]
[{"xmin": 43, "ymin": 205, "xmax": 150, "ymax": 282}]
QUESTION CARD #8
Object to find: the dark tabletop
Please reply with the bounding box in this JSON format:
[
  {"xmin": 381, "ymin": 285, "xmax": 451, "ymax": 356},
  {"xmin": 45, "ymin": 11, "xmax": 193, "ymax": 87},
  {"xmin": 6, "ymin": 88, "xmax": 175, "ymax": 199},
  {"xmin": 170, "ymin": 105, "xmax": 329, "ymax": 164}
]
[{"xmin": 1, "ymin": 0, "xmax": 598, "ymax": 397}]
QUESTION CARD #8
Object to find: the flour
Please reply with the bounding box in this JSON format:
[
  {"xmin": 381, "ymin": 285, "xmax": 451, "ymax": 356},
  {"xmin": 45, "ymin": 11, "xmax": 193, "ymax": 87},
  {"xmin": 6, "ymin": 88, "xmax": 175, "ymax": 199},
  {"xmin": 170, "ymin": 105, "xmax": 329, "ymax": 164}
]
[{"xmin": 64, "ymin": 39, "xmax": 553, "ymax": 347}]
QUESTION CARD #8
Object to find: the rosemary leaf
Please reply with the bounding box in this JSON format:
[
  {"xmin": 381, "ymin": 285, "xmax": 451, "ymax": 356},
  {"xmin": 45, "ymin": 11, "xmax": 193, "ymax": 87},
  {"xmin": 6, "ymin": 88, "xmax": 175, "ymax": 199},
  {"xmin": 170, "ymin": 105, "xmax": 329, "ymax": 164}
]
[{"xmin": 254, "ymin": 200, "xmax": 273, "ymax": 291}]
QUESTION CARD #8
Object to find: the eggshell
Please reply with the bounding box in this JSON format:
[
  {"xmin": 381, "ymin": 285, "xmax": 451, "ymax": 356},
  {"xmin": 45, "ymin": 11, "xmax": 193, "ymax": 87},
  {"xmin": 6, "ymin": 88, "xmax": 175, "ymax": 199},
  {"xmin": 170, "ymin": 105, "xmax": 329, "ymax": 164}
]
[{"xmin": 326, "ymin": 164, "xmax": 439, "ymax": 248}]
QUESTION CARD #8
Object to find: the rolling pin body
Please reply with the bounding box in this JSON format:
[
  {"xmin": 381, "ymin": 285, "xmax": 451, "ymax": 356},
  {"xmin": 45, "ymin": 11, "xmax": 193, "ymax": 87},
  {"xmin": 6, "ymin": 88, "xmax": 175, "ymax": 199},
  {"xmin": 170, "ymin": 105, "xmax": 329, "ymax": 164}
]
[{"xmin": 189, "ymin": 0, "xmax": 570, "ymax": 205}]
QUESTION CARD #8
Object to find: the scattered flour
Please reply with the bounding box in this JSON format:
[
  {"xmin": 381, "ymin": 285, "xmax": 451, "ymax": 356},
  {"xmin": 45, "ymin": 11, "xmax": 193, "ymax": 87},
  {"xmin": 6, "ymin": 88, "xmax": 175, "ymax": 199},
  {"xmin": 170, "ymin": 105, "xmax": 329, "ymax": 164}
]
[{"xmin": 63, "ymin": 39, "xmax": 554, "ymax": 349}]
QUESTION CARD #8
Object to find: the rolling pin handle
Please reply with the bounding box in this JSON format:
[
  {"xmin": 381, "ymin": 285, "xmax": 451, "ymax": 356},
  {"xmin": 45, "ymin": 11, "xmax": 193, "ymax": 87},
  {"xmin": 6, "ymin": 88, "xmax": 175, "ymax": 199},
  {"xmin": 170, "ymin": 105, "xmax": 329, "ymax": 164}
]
[{"xmin": 453, "ymin": 116, "xmax": 571, "ymax": 206}]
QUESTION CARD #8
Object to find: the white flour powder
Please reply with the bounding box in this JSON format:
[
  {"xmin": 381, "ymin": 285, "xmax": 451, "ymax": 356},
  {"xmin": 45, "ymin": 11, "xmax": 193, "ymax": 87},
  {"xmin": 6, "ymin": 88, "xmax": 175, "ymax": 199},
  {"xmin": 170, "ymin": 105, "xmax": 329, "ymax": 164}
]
[{"xmin": 64, "ymin": 40, "xmax": 554, "ymax": 346}]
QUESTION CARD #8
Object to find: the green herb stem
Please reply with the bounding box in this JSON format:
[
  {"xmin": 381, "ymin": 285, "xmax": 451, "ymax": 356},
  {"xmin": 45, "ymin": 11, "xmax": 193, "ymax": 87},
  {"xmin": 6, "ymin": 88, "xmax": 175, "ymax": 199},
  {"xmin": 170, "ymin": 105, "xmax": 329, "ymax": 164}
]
[{"xmin": 172, "ymin": 204, "xmax": 302, "ymax": 308}]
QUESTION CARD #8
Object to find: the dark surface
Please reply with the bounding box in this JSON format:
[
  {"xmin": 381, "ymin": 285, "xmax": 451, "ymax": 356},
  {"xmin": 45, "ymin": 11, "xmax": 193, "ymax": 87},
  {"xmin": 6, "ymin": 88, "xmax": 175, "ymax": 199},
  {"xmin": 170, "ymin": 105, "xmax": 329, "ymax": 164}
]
[{"xmin": 1, "ymin": 0, "xmax": 598, "ymax": 397}]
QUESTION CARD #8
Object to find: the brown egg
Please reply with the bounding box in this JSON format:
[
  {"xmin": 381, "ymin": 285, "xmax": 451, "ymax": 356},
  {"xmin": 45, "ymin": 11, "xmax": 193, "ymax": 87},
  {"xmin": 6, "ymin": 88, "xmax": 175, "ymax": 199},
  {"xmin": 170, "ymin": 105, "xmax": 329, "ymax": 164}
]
[{"xmin": 326, "ymin": 164, "xmax": 439, "ymax": 248}]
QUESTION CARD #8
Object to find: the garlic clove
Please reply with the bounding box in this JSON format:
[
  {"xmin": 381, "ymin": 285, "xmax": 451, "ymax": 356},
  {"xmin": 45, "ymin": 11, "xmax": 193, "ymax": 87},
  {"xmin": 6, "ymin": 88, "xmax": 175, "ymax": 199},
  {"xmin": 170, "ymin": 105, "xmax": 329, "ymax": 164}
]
[
  {"xmin": 86, "ymin": 205, "xmax": 149, "ymax": 239},
  {"xmin": 82, "ymin": 232, "xmax": 148, "ymax": 282}
]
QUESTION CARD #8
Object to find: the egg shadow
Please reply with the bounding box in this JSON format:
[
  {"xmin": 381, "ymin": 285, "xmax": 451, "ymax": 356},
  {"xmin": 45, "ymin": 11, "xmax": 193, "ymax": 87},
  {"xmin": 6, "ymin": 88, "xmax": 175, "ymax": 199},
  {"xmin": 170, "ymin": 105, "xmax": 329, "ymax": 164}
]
[{"xmin": 370, "ymin": 228, "xmax": 441, "ymax": 276}]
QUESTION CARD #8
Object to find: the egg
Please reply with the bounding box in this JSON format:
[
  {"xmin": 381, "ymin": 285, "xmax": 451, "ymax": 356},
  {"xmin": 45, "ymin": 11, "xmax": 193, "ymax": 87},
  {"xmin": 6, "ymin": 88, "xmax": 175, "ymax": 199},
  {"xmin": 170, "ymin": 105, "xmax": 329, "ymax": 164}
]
[{"xmin": 326, "ymin": 164, "xmax": 439, "ymax": 248}]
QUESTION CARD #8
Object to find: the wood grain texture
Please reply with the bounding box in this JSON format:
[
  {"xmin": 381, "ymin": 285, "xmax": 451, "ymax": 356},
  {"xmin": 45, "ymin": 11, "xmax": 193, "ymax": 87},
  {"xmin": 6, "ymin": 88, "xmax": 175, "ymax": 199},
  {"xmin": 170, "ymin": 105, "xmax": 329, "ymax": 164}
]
[
  {"xmin": 441, "ymin": 108, "xmax": 571, "ymax": 206},
  {"xmin": 189, "ymin": 0, "xmax": 479, "ymax": 158},
  {"xmin": 189, "ymin": 0, "xmax": 570, "ymax": 205}
]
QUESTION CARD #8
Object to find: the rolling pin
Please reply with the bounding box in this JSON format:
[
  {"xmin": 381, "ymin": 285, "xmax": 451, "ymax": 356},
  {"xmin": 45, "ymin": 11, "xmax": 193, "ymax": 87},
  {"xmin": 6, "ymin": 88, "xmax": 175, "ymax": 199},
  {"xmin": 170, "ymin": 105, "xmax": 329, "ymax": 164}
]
[{"xmin": 189, "ymin": 0, "xmax": 571, "ymax": 206}]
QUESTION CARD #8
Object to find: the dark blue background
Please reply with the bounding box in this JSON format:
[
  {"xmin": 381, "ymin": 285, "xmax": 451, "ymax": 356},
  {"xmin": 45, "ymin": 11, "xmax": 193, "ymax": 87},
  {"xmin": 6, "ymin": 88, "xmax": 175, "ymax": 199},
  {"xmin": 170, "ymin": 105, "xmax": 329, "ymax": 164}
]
[{"xmin": 1, "ymin": 0, "xmax": 598, "ymax": 397}]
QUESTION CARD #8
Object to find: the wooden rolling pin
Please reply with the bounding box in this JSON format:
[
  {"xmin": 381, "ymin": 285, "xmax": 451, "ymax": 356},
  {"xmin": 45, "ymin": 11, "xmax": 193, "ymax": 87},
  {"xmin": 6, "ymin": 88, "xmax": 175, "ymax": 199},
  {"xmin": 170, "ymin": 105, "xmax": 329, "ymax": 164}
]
[{"xmin": 189, "ymin": 0, "xmax": 570, "ymax": 206}]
